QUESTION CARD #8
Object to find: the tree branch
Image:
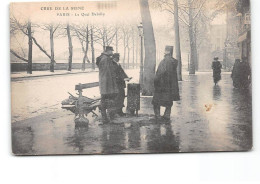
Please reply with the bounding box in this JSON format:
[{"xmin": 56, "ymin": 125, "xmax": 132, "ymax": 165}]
[
  {"xmin": 10, "ymin": 49, "xmax": 28, "ymax": 62},
  {"xmin": 193, "ymin": 0, "xmax": 206, "ymax": 20},
  {"xmin": 178, "ymin": 15, "xmax": 190, "ymax": 27},
  {"xmin": 31, "ymin": 37, "xmax": 51, "ymax": 59}
]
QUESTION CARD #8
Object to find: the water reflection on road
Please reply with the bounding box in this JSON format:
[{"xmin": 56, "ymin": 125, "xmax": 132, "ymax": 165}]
[{"xmin": 12, "ymin": 72, "xmax": 252, "ymax": 155}]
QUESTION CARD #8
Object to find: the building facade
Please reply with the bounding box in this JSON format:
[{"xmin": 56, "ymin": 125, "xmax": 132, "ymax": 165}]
[{"xmin": 236, "ymin": 0, "xmax": 251, "ymax": 65}]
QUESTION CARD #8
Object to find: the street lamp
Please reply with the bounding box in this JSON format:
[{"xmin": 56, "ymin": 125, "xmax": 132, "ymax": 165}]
[{"xmin": 137, "ymin": 23, "xmax": 144, "ymax": 91}]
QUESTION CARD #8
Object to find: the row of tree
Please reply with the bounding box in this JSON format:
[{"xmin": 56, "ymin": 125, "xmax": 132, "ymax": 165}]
[
  {"xmin": 153, "ymin": 0, "xmax": 225, "ymax": 75},
  {"xmin": 10, "ymin": 0, "xmax": 240, "ymax": 95},
  {"xmin": 10, "ymin": 17, "xmax": 142, "ymax": 74}
]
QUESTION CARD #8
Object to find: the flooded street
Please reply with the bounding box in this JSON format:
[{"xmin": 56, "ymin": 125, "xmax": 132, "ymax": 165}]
[{"xmin": 12, "ymin": 71, "xmax": 252, "ymax": 155}]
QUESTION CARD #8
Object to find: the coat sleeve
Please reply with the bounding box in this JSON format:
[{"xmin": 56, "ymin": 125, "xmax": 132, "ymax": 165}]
[
  {"xmin": 155, "ymin": 60, "xmax": 166, "ymax": 83},
  {"xmin": 99, "ymin": 56, "xmax": 109, "ymax": 71},
  {"xmin": 119, "ymin": 65, "xmax": 128, "ymax": 79},
  {"xmin": 173, "ymin": 59, "xmax": 178, "ymax": 69}
]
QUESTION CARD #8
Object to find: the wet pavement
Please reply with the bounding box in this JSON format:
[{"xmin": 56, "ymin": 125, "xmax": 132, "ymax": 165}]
[{"xmin": 11, "ymin": 71, "xmax": 252, "ymax": 155}]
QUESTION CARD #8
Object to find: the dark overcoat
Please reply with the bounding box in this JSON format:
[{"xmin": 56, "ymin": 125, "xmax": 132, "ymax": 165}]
[
  {"xmin": 232, "ymin": 61, "xmax": 251, "ymax": 88},
  {"xmin": 115, "ymin": 63, "xmax": 128, "ymax": 89},
  {"xmin": 212, "ymin": 61, "xmax": 222, "ymax": 83},
  {"xmin": 97, "ymin": 53, "xmax": 119, "ymax": 95},
  {"xmin": 231, "ymin": 60, "xmax": 240, "ymax": 88},
  {"xmin": 113, "ymin": 62, "xmax": 128, "ymax": 109},
  {"xmin": 152, "ymin": 55, "xmax": 180, "ymax": 107}
]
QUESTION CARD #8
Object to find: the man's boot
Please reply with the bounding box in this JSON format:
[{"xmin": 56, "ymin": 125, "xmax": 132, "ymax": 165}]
[
  {"xmin": 153, "ymin": 105, "xmax": 161, "ymax": 121},
  {"xmin": 117, "ymin": 108, "xmax": 126, "ymax": 117},
  {"xmin": 163, "ymin": 106, "xmax": 172, "ymax": 121},
  {"xmin": 107, "ymin": 108, "xmax": 116, "ymax": 120},
  {"xmin": 101, "ymin": 108, "xmax": 109, "ymax": 124}
]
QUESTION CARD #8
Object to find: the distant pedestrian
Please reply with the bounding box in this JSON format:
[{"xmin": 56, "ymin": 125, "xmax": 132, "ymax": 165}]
[
  {"xmin": 112, "ymin": 53, "xmax": 131, "ymax": 117},
  {"xmin": 231, "ymin": 58, "xmax": 251, "ymax": 89},
  {"xmin": 212, "ymin": 57, "xmax": 222, "ymax": 85},
  {"xmin": 96, "ymin": 46, "xmax": 118, "ymax": 123},
  {"xmin": 240, "ymin": 57, "xmax": 251, "ymax": 89},
  {"xmin": 231, "ymin": 59, "xmax": 241, "ymax": 88},
  {"xmin": 152, "ymin": 46, "xmax": 180, "ymax": 121}
]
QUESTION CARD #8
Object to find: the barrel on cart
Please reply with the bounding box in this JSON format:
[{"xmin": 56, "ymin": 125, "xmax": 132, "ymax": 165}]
[{"xmin": 127, "ymin": 83, "xmax": 140, "ymax": 116}]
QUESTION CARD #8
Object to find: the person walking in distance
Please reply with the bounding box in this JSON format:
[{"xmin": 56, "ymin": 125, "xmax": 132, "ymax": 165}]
[{"xmin": 212, "ymin": 57, "xmax": 222, "ymax": 85}]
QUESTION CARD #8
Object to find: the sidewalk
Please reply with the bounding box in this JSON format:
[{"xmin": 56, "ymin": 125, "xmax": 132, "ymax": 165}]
[
  {"xmin": 12, "ymin": 72, "xmax": 252, "ymax": 155},
  {"xmin": 11, "ymin": 69, "xmax": 98, "ymax": 81}
]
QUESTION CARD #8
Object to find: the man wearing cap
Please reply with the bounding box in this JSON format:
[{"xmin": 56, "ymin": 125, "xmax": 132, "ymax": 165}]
[
  {"xmin": 96, "ymin": 46, "xmax": 118, "ymax": 123},
  {"xmin": 152, "ymin": 46, "xmax": 180, "ymax": 121},
  {"xmin": 112, "ymin": 53, "xmax": 131, "ymax": 116}
]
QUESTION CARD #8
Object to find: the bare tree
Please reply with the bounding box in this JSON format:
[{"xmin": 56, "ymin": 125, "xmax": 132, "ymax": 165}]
[
  {"xmin": 27, "ymin": 21, "xmax": 33, "ymax": 74},
  {"xmin": 10, "ymin": 17, "xmax": 32, "ymax": 74},
  {"xmin": 33, "ymin": 23, "xmax": 60, "ymax": 72},
  {"xmin": 73, "ymin": 24, "xmax": 91, "ymax": 71},
  {"xmin": 139, "ymin": 0, "xmax": 157, "ymax": 95},
  {"xmin": 90, "ymin": 26, "xmax": 96, "ymax": 70},
  {"xmin": 121, "ymin": 26, "xmax": 130, "ymax": 69},
  {"xmin": 132, "ymin": 27, "xmax": 136, "ymax": 68},
  {"xmin": 174, "ymin": 0, "xmax": 182, "ymax": 80},
  {"xmin": 95, "ymin": 25, "xmax": 117, "ymax": 51},
  {"xmin": 66, "ymin": 23, "xmax": 73, "ymax": 71},
  {"xmin": 153, "ymin": 0, "xmax": 183, "ymax": 80},
  {"xmin": 179, "ymin": 0, "xmax": 222, "ymax": 74},
  {"xmin": 153, "ymin": 0, "xmax": 209, "ymax": 74}
]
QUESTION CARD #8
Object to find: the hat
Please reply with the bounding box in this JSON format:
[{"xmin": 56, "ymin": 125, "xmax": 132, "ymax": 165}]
[
  {"xmin": 105, "ymin": 46, "xmax": 114, "ymax": 52},
  {"xmin": 165, "ymin": 46, "xmax": 174, "ymax": 55},
  {"xmin": 113, "ymin": 53, "xmax": 120, "ymax": 58}
]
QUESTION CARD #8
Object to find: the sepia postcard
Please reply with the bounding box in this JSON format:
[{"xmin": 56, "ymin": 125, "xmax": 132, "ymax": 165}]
[{"xmin": 10, "ymin": 0, "xmax": 252, "ymax": 155}]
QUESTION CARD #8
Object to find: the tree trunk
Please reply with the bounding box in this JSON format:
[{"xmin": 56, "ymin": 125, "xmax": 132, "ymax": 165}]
[
  {"xmin": 50, "ymin": 25, "xmax": 55, "ymax": 72},
  {"xmin": 127, "ymin": 35, "xmax": 130, "ymax": 69},
  {"xmin": 139, "ymin": 35, "xmax": 144, "ymax": 91},
  {"xmin": 132, "ymin": 31, "xmax": 135, "ymax": 68},
  {"xmin": 123, "ymin": 33, "xmax": 126, "ymax": 69},
  {"xmin": 82, "ymin": 25, "xmax": 90, "ymax": 71},
  {"xmin": 173, "ymin": 0, "xmax": 182, "ymax": 81},
  {"xmin": 82, "ymin": 53, "xmax": 86, "ymax": 71},
  {"xmin": 188, "ymin": 53, "xmax": 190, "ymax": 72},
  {"xmin": 27, "ymin": 20, "xmax": 32, "ymax": 74},
  {"xmin": 136, "ymin": 34, "xmax": 139, "ymax": 68},
  {"xmin": 91, "ymin": 27, "xmax": 95, "ymax": 70},
  {"xmin": 102, "ymin": 28, "xmax": 106, "ymax": 51},
  {"xmin": 188, "ymin": 0, "xmax": 196, "ymax": 75},
  {"xmin": 139, "ymin": 0, "xmax": 156, "ymax": 96},
  {"xmin": 102, "ymin": 37, "xmax": 106, "ymax": 51},
  {"xmin": 194, "ymin": 24, "xmax": 198, "ymax": 71},
  {"xmin": 127, "ymin": 46, "xmax": 130, "ymax": 69},
  {"xmin": 116, "ymin": 28, "xmax": 118, "ymax": 53},
  {"xmin": 67, "ymin": 24, "xmax": 73, "ymax": 71}
]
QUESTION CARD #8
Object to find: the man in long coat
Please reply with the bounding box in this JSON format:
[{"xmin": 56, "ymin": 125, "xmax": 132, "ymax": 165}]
[
  {"xmin": 96, "ymin": 46, "xmax": 118, "ymax": 123},
  {"xmin": 231, "ymin": 58, "xmax": 251, "ymax": 89},
  {"xmin": 112, "ymin": 53, "xmax": 131, "ymax": 116},
  {"xmin": 152, "ymin": 46, "xmax": 180, "ymax": 121},
  {"xmin": 231, "ymin": 59, "xmax": 241, "ymax": 88},
  {"xmin": 212, "ymin": 57, "xmax": 222, "ymax": 85}
]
